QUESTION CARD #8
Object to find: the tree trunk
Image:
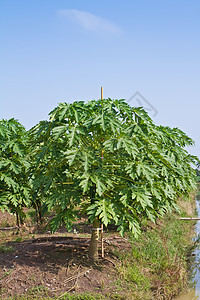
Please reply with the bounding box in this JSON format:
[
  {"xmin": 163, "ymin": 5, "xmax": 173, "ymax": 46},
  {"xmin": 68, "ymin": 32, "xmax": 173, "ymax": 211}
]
[
  {"xmin": 37, "ymin": 201, "xmax": 43, "ymax": 224},
  {"xmin": 89, "ymin": 218, "xmax": 100, "ymax": 260},
  {"xmin": 16, "ymin": 212, "xmax": 20, "ymax": 228},
  {"xmin": 35, "ymin": 206, "xmax": 39, "ymax": 225}
]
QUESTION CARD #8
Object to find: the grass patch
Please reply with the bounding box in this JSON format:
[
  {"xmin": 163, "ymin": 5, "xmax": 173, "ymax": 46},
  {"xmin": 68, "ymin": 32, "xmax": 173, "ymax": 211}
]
[
  {"xmin": 4, "ymin": 293, "xmax": 126, "ymax": 300},
  {"xmin": 14, "ymin": 236, "xmax": 23, "ymax": 243},
  {"xmin": 115, "ymin": 201, "xmax": 196, "ymax": 299},
  {"xmin": 0, "ymin": 244, "xmax": 15, "ymax": 253}
]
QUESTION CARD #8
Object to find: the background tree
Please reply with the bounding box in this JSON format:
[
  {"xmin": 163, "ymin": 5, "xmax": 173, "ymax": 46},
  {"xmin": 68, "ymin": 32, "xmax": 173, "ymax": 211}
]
[
  {"xmin": 30, "ymin": 99, "xmax": 198, "ymax": 259},
  {"xmin": 0, "ymin": 119, "xmax": 30, "ymax": 226},
  {"xmin": 28, "ymin": 121, "xmax": 54, "ymax": 225}
]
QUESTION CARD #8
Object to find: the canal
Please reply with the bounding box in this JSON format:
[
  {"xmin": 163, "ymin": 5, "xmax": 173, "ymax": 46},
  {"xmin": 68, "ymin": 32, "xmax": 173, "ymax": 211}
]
[{"xmin": 175, "ymin": 197, "xmax": 200, "ymax": 299}]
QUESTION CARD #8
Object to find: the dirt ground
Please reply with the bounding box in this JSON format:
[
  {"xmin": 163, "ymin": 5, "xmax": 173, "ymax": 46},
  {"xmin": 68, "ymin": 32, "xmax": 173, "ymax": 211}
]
[{"xmin": 0, "ymin": 212, "xmax": 130, "ymax": 299}]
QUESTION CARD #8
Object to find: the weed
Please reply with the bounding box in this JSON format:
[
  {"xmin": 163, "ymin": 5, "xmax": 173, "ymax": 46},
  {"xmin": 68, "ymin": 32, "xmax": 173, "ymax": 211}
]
[
  {"xmin": 115, "ymin": 201, "xmax": 195, "ymax": 299},
  {"xmin": 0, "ymin": 244, "xmax": 14, "ymax": 253},
  {"xmin": 0, "ymin": 268, "xmax": 13, "ymax": 280},
  {"xmin": 14, "ymin": 236, "xmax": 23, "ymax": 243},
  {"xmin": 26, "ymin": 209, "xmax": 37, "ymax": 225},
  {"xmin": 26, "ymin": 285, "xmax": 49, "ymax": 296},
  {"xmin": 60, "ymin": 292, "xmax": 107, "ymax": 299}
]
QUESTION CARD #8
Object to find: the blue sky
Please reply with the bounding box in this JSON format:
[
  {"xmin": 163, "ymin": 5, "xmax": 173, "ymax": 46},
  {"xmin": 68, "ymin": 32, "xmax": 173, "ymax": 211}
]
[{"xmin": 1, "ymin": 0, "xmax": 200, "ymax": 157}]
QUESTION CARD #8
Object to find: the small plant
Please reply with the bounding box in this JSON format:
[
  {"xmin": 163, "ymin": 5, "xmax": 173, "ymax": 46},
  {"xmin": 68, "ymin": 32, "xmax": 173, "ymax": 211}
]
[
  {"xmin": 14, "ymin": 236, "xmax": 23, "ymax": 243},
  {"xmin": 0, "ymin": 244, "xmax": 15, "ymax": 253},
  {"xmin": 26, "ymin": 285, "xmax": 49, "ymax": 296},
  {"xmin": 60, "ymin": 292, "xmax": 107, "ymax": 299},
  {"xmin": 26, "ymin": 208, "xmax": 38, "ymax": 224}
]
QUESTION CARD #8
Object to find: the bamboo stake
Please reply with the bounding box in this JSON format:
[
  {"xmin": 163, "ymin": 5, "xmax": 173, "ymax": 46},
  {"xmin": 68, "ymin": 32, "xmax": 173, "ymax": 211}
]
[
  {"xmin": 180, "ymin": 217, "xmax": 200, "ymax": 220},
  {"xmin": 101, "ymin": 86, "xmax": 104, "ymax": 258},
  {"xmin": 101, "ymin": 223, "xmax": 104, "ymax": 258},
  {"xmin": 101, "ymin": 86, "xmax": 103, "ymax": 100}
]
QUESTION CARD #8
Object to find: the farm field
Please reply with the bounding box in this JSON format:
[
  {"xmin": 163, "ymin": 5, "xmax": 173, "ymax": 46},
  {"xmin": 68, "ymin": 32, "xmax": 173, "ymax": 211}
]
[
  {"xmin": 0, "ymin": 99, "xmax": 199, "ymax": 299},
  {"xmin": 0, "ymin": 195, "xmax": 196, "ymax": 300},
  {"xmin": 2, "ymin": 0, "xmax": 200, "ymax": 297}
]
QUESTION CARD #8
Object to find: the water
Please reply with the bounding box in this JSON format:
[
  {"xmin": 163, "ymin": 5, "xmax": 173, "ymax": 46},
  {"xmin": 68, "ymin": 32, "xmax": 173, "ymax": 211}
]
[{"xmin": 175, "ymin": 199, "xmax": 200, "ymax": 300}]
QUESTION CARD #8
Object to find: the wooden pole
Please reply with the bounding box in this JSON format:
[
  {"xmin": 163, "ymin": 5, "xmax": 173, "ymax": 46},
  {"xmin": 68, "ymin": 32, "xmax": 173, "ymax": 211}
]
[
  {"xmin": 100, "ymin": 86, "xmax": 104, "ymax": 258},
  {"xmin": 180, "ymin": 217, "xmax": 200, "ymax": 220}
]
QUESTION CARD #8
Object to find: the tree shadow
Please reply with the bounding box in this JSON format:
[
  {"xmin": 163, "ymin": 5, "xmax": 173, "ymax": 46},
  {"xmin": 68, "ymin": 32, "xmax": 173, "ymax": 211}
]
[{"xmin": 0, "ymin": 236, "xmax": 107, "ymax": 275}]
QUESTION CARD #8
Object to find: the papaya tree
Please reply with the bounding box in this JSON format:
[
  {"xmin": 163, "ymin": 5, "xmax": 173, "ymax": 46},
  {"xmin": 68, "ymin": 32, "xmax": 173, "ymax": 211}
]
[
  {"xmin": 0, "ymin": 119, "xmax": 30, "ymax": 226},
  {"xmin": 27, "ymin": 121, "xmax": 52, "ymax": 225},
  {"xmin": 30, "ymin": 99, "xmax": 198, "ymax": 259}
]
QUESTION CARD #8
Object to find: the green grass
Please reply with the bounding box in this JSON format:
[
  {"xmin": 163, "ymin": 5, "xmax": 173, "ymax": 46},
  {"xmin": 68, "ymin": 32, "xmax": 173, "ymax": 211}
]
[
  {"xmin": 14, "ymin": 236, "xmax": 23, "ymax": 243},
  {"xmin": 26, "ymin": 208, "xmax": 38, "ymax": 225},
  {"xmin": 0, "ymin": 244, "xmax": 15, "ymax": 253},
  {"xmin": 4, "ymin": 292, "xmax": 126, "ymax": 300},
  {"xmin": 114, "ymin": 209, "xmax": 195, "ymax": 299}
]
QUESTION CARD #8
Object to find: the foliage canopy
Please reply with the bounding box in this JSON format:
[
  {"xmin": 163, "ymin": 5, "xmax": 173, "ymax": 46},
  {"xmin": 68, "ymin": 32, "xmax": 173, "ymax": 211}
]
[
  {"xmin": 0, "ymin": 119, "xmax": 30, "ymax": 220},
  {"xmin": 30, "ymin": 99, "xmax": 198, "ymax": 236}
]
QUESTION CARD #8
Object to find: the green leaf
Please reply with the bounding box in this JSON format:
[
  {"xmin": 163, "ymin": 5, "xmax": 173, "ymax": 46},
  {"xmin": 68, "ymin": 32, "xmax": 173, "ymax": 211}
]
[
  {"xmin": 65, "ymin": 149, "xmax": 79, "ymax": 166},
  {"xmin": 69, "ymin": 126, "xmax": 77, "ymax": 147},
  {"xmin": 132, "ymin": 191, "xmax": 153, "ymax": 209}
]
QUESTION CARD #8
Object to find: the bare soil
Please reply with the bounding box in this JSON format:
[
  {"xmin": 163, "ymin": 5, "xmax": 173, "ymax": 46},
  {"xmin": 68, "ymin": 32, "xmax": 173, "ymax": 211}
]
[{"xmin": 0, "ymin": 212, "xmax": 129, "ymax": 299}]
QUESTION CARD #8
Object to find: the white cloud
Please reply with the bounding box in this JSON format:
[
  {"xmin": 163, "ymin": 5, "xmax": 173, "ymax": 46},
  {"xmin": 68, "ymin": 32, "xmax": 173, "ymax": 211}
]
[{"xmin": 58, "ymin": 9, "xmax": 121, "ymax": 34}]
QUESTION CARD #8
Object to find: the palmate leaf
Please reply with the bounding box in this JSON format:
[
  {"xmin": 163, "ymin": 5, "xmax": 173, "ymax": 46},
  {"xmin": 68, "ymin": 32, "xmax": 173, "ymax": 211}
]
[
  {"xmin": 163, "ymin": 183, "xmax": 176, "ymax": 198},
  {"xmin": 79, "ymin": 173, "xmax": 90, "ymax": 193},
  {"xmin": 56, "ymin": 103, "xmax": 69, "ymax": 122},
  {"xmin": 174, "ymin": 178, "xmax": 184, "ymax": 190},
  {"xmin": 115, "ymin": 212, "xmax": 140, "ymax": 237},
  {"xmin": 150, "ymin": 186, "xmax": 162, "ymax": 200},
  {"xmin": 90, "ymin": 175, "xmax": 107, "ymax": 196},
  {"xmin": 101, "ymin": 113, "xmax": 105, "ymax": 131},
  {"xmin": 136, "ymin": 161, "xmax": 155, "ymax": 182},
  {"xmin": 0, "ymin": 173, "xmax": 18, "ymax": 191},
  {"xmin": 103, "ymin": 139, "xmax": 116, "ymax": 152},
  {"xmin": 47, "ymin": 213, "xmax": 64, "ymax": 233},
  {"xmin": 87, "ymin": 199, "xmax": 116, "ymax": 227},
  {"xmin": 65, "ymin": 149, "xmax": 79, "ymax": 166},
  {"xmin": 161, "ymin": 166, "xmax": 168, "ymax": 178},
  {"xmin": 146, "ymin": 209, "xmax": 156, "ymax": 223},
  {"xmin": 83, "ymin": 153, "xmax": 89, "ymax": 172},
  {"xmin": 69, "ymin": 126, "xmax": 77, "ymax": 147},
  {"xmin": 7, "ymin": 194, "xmax": 19, "ymax": 207},
  {"xmin": 122, "ymin": 138, "xmax": 136, "ymax": 155},
  {"xmin": 13, "ymin": 143, "xmax": 23, "ymax": 156},
  {"xmin": 9, "ymin": 160, "xmax": 21, "ymax": 174},
  {"xmin": 0, "ymin": 160, "xmax": 10, "ymax": 169},
  {"xmin": 127, "ymin": 215, "xmax": 140, "ymax": 237},
  {"xmin": 117, "ymin": 138, "xmax": 123, "ymax": 149},
  {"xmin": 107, "ymin": 115, "xmax": 121, "ymax": 131},
  {"xmin": 20, "ymin": 186, "xmax": 30, "ymax": 200},
  {"xmin": 96, "ymin": 200, "xmax": 109, "ymax": 226},
  {"xmin": 72, "ymin": 107, "xmax": 79, "ymax": 123},
  {"xmin": 132, "ymin": 191, "xmax": 153, "ymax": 209},
  {"xmin": 52, "ymin": 125, "xmax": 68, "ymax": 138}
]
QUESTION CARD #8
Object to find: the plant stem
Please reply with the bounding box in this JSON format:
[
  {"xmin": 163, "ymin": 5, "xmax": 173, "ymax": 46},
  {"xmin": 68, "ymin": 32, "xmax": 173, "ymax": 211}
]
[{"xmin": 89, "ymin": 218, "xmax": 100, "ymax": 260}]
